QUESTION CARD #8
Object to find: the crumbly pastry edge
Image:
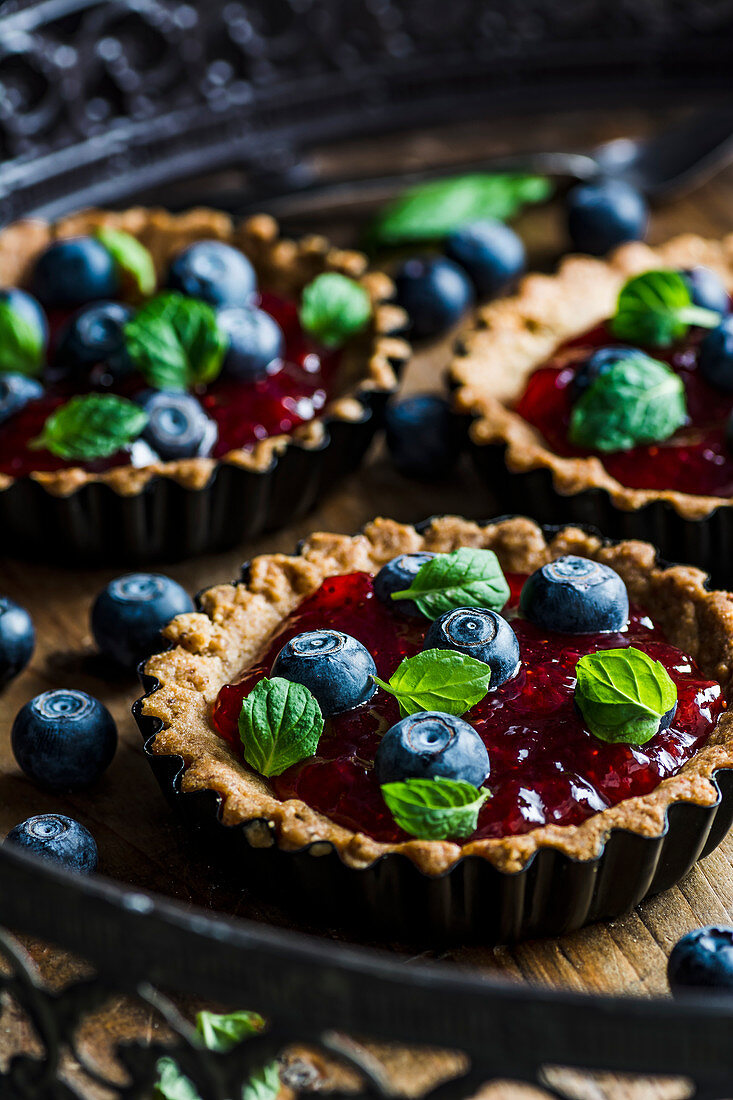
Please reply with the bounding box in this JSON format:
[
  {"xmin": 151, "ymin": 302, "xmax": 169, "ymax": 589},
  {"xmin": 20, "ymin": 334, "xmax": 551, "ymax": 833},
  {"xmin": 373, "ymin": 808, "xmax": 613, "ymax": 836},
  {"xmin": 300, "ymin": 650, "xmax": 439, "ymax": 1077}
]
[
  {"xmin": 141, "ymin": 514, "xmax": 733, "ymax": 876},
  {"xmin": 0, "ymin": 207, "xmax": 409, "ymax": 497},
  {"xmin": 449, "ymin": 233, "xmax": 733, "ymax": 521}
]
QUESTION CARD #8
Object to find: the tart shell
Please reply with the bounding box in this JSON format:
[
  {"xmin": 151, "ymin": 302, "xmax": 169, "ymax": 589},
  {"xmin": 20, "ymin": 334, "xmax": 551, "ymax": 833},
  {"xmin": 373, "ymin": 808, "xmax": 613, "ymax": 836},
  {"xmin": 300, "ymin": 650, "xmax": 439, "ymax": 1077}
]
[
  {"xmin": 134, "ymin": 515, "xmax": 733, "ymax": 942},
  {"xmin": 0, "ymin": 208, "xmax": 409, "ymax": 562}
]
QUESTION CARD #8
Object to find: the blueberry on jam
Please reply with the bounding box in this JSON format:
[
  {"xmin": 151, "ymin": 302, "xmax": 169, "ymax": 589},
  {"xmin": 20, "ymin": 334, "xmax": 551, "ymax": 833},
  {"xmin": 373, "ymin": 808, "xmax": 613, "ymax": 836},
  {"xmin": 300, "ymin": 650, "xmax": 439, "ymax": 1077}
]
[
  {"xmin": 271, "ymin": 629, "xmax": 376, "ymax": 716},
  {"xmin": 393, "ymin": 256, "xmax": 474, "ymax": 340},
  {"xmin": 668, "ymin": 926, "xmax": 733, "ymax": 996},
  {"xmin": 31, "ymin": 237, "xmax": 119, "ymax": 309},
  {"xmin": 572, "ymin": 345, "xmax": 641, "ymax": 398},
  {"xmin": 424, "ymin": 607, "xmax": 520, "ymax": 687},
  {"xmin": 520, "ymin": 555, "xmax": 629, "ymax": 634},
  {"xmin": 5, "ymin": 813, "xmax": 98, "ymax": 874},
  {"xmin": 54, "ymin": 301, "xmax": 133, "ymax": 377},
  {"xmin": 565, "ymin": 179, "xmax": 648, "ymax": 255},
  {"xmin": 374, "ymin": 710, "xmax": 490, "ymax": 787},
  {"xmin": 0, "ymin": 373, "xmax": 44, "ymax": 425},
  {"xmin": 374, "ymin": 552, "xmax": 436, "ymax": 618},
  {"xmin": 681, "ymin": 266, "xmax": 730, "ymax": 317},
  {"xmin": 445, "ymin": 219, "xmax": 525, "ymax": 299},
  {"xmin": 136, "ymin": 390, "xmax": 217, "ymax": 461},
  {"xmin": 167, "ymin": 240, "xmax": 257, "ymax": 309},
  {"xmin": 699, "ymin": 317, "xmax": 733, "ymax": 393},
  {"xmin": 218, "ymin": 306, "xmax": 285, "ymax": 382}
]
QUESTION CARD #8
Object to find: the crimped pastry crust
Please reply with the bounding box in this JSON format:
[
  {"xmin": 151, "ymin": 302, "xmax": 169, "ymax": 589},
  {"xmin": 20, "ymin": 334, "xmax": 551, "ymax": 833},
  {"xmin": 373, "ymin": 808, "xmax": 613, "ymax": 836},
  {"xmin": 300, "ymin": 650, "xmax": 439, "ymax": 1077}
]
[
  {"xmin": 141, "ymin": 515, "xmax": 733, "ymax": 876},
  {"xmin": 450, "ymin": 234, "xmax": 733, "ymax": 521},
  {"xmin": 0, "ymin": 208, "xmax": 409, "ymax": 497}
]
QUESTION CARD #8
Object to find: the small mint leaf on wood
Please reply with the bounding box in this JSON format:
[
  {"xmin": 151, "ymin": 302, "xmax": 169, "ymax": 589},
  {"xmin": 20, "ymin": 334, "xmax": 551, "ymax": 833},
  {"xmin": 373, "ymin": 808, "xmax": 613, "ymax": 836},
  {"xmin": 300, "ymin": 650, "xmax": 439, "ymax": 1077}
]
[
  {"xmin": 30, "ymin": 393, "xmax": 148, "ymax": 461},
  {"xmin": 299, "ymin": 273, "xmax": 371, "ymax": 348},
  {"xmin": 610, "ymin": 269, "xmax": 721, "ymax": 347},
  {"xmin": 0, "ymin": 300, "xmax": 44, "ymax": 376},
  {"xmin": 381, "ymin": 776, "xmax": 489, "ymax": 839},
  {"xmin": 239, "ymin": 676, "xmax": 324, "ymax": 777},
  {"xmin": 575, "ymin": 646, "xmax": 678, "ymax": 745},
  {"xmin": 373, "ymin": 649, "xmax": 491, "ymax": 717},
  {"xmin": 124, "ymin": 291, "xmax": 228, "ymax": 391},
  {"xmin": 95, "ymin": 226, "xmax": 157, "ymax": 297},
  {"xmin": 391, "ymin": 547, "xmax": 510, "ymax": 619}
]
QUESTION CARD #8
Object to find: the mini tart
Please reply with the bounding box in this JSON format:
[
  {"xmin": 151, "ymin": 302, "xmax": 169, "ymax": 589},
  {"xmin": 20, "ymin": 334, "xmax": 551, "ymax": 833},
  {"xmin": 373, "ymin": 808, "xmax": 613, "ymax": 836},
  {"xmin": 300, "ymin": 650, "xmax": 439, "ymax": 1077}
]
[{"xmin": 139, "ymin": 515, "xmax": 733, "ymax": 879}]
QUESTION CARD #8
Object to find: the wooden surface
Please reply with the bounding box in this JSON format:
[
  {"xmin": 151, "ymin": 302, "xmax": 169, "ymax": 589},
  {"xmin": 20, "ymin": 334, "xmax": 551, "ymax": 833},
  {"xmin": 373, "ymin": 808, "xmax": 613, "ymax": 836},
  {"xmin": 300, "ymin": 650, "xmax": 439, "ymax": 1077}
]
[{"xmin": 2, "ymin": 108, "xmax": 733, "ymax": 1098}]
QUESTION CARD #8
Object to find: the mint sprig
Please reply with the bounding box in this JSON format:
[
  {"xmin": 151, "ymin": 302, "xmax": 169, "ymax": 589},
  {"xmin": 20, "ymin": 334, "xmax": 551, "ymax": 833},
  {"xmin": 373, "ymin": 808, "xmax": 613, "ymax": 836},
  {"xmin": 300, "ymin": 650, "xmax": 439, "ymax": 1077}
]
[
  {"xmin": 382, "ymin": 776, "xmax": 489, "ymax": 840},
  {"xmin": 0, "ymin": 300, "xmax": 44, "ymax": 376},
  {"xmin": 373, "ymin": 649, "xmax": 491, "ymax": 717},
  {"xmin": 610, "ymin": 270, "xmax": 721, "ymax": 347},
  {"xmin": 95, "ymin": 226, "xmax": 156, "ymax": 297},
  {"xmin": 575, "ymin": 646, "xmax": 678, "ymax": 745},
  {"xmin": 391, "ymin": 547, "xmax": 510, "ymax": 619},
  {"xmin": 196, "ymin": 1010, "xmax": 266, "ymax": 1052},
  {"xmin": 30, "ymin": 393, "xmax": 148, "ymax": 461},
  {"xmin": 239, "ymin": 676, "xmax": 324, "ymax": 777},
  {"xmin": 124, "ymin": 292, "xmax": 228, "ymax": 391},
  {"xmin": 299, "ymin": 273, "xmax": 371, "ymax": 348}
]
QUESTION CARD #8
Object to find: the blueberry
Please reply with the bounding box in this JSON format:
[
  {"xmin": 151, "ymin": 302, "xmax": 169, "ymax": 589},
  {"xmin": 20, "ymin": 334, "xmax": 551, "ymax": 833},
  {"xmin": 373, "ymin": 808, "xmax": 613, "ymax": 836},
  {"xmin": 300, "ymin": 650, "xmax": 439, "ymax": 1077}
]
[
  {"xmin": 5, "ymin": 813, "xmax": 97, "ymax": 874},
  {"xmin": 681, "ymin": 266, "xmax": 729, "ymax": 317},
  {"xmin": 272, "ymin": 629, "xmax": 376, "ymax": 716},
  {"xmin": 0, "ymin": 597, "xmax": 34, "ymax": 688},
  {"xmin": 374, "ymin": 552, "xmax": 436, "ymax": 618},
  {"xmin": 218, "ymin": 306, "xmax": 284, "ymax": 382},
  {"xmin": 0, "ymin": 372, "xmax": 44, "ymax": 425},
  {"xmin": 0, "ymin": 287, "xmax": 48, "ymax": 348},
  {"xmin": 572, "ymin": 345, "xmax": 641, "ymax": 399},
  {"xmin": 393, "ymin": 256, "xmax": 474, "ymax": 340},
  {"xmin": 374, "ymin": 710, "xmax": 490, "ymax": 786},
  {"xmin": 91, "ymin": 572, "xmax": 194, "ymax": 671},
  {"xmin": 520, "ymin": 555, "xmax": 629, "ymax": 634},
  {"xmin": 31, "ymin": 237, "xmax": 119, "ymax": 309},
  {"xmin": 54, "ymin": 301, "xmax": 132, "ymax": 376},
  {"xmin": 445, "ymin": 220, "xmax": 525, "ymax": 299},
  {"xmin": 699, "ymin": 317, "xmax": 733, "ymax": 392},
  {"xmin": 566, "ymin": 180, "xmax": 648, "ymax": 256},
  {"xmin": 668, "ymin": 926, "xmax": 733, "ymax": 996},
  {"xmin": 12, "ymin": 689, "xmax": 117, "ymax": 790},
  {"xmin": 135, "ymin": 390, "xmax": 217, "ymax": 461},
  {"xmin": 424, "ymin": 607, "xmax": 520, "ymax": 687},
  {"xmin": 167, "ymin": 240, "xmax": 257, "ymax": 309},
  {"xmin": 385, "ymin": 394, "xmax": 463, "ymax": 480}
]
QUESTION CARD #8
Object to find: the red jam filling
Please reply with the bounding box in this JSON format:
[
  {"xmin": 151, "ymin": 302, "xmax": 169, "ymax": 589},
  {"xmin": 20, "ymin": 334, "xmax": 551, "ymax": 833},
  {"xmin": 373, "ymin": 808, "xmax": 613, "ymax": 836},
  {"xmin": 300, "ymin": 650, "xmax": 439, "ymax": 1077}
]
[
  {"xmin": 0, "ymin": 293, "xmax": 340, "ymax": 477},
  {"xmin": 515, "ymin": 322, "xmax": 733, "ymax": 497},
  {"xmin": 212, "ymin": 571, "xmax": 724, "ymax": 842}
]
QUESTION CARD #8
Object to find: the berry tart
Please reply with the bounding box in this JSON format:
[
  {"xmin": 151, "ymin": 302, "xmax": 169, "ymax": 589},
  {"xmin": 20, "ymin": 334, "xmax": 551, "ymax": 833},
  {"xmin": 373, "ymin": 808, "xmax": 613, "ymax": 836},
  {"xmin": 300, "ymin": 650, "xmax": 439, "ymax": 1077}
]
[
  {"xmin": 0, "ymin": 208, "xmax": 408, "ymax": 561},
  {"xmin": 135, "ymin": 515, "xmax": 733, "ymax": 942},
  {"xmin": 449, "ymin": 235, "xmax": 733, "ymax": 585}
]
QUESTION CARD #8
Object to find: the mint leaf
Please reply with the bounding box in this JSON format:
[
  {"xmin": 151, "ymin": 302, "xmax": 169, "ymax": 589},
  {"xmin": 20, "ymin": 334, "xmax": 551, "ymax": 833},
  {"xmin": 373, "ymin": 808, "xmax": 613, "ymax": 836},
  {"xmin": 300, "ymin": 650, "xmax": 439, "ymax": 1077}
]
[
  {"xmin": 610, "ymin": 270, "xmax": 721, "ymax": 347},
  {"xmin": 575, "ymin": 646, "xmax": 678, "ymax": 745},
  {"xmin": 154, "ymin": 1057, "xmax": 201, "ymax": 1100},
  {"xmin": 30, "ymin": 393, "xmax": 148, "ymax": 461},
  {"xmin": 154, "ymin": 1011, "xmax": 279, "ymax": 1100},
  {"xmin": 382, "ymin": 776, "xmax": 488, "ymax": 839},
  {"xmin": 372, "ymin": 173, "xmax": 552, "ymax": 246},
  {"xmin": 373, "ymin": 649, "xmax": 491, "ymax": 717},
  {"xmin": 0, "ymin": 300, "xmax": 44, "ymax": 376},
  {"xmin": 568, "ymin": 354, "xmax": 686, "ymax": 453},
  {"xmin": 391, "ymin": 547, "xmax": 510, "ymax": 619},
  {"xmin": 196, "ymin": 1010, "xmax": 265, "ymax": 1053},
  {"xmin": 95, "ymin": 226, "xmax": 156, "ymax": 297},
  {"xmin": 299, "ymin": 273, "xmax": 371, "ymax": 348},
  {"xmin": 242, "ymin": 1062, "xmax": 280, "ymax": 1100},
  {"xmin": 124, "ymin": 292, "xmax": 228, "ymax": 390},
  {"xmin": 239, "ymin": 677, "xmax": 323, "ymax": 777}
]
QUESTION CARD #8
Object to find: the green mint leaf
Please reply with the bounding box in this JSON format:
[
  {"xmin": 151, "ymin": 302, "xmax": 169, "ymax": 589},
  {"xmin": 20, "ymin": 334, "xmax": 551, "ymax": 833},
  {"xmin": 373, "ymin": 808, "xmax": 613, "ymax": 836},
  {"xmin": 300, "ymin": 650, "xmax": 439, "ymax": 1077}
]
[
  {"xmin": 196, "ymin": 1010, "xmax": 265, "ymax": 1052},
  {"xmin": 391, "ymin": 547, "xmax": 510, "ymax": 619},
  {"xmin": 382, "ymin": 776, "xmax": 489, "ymax": 840},
  {"xmin": 0, "ymin": 300, "xmax": 44, "ymax": 376},
  {"xmin": 124, "ymin": 291, "xmax": 228, "ymax": 391},
  {"xmin": 610, "ymin": 270, "xmax": 721, "ymax": 347},
  {"xmin": 95, "ymin": 226, "xmax": 157, "ymax": 297},
  {"xmin": 568, "ymin": 353, "xmax": 687, "ymax": 453},
  {"xmin": 242, "ymin": 1062, "xmax": 281, "ymax": 1100},
  {"xmin": 155, "ymin": 1012, "xmax": 279, "ymax": 1100},
  {"xmin": 371, "ymin": 173, "xmax": 552, "ymax": 246},
  {"xmin": 299, "ymin": 273, "xmax": 371, "ymax": 349},
  {"xmin": 373, "ymin": 649, "xmax": 491, "ymax": 717},
  {"xmin": 575, "ymin": 646, "xmax": 678, "ymax": 745},
  {"xmin": 29, "ymin": 393, "xmax": 148, "ymax": 461},
  {"xmin": 239, "ymin": 676, "xmax": 324, "ymax": 777},
  {"xmin": 154, "ymin": 1057, "xmax": 201, "ymax": 1100}
]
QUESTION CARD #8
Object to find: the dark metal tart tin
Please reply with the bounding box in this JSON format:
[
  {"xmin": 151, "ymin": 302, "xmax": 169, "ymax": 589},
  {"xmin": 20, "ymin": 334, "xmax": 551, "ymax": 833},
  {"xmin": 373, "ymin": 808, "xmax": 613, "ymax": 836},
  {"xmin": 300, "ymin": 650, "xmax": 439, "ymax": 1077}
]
[{"xmin": 132, "ymin": 520, "xmax": 733, "ymax": 945}]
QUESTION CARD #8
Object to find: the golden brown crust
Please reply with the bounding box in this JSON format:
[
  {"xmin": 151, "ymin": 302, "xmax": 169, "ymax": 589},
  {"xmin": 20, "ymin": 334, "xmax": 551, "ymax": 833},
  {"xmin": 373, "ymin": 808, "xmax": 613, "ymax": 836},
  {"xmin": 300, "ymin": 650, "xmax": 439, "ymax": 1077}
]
[
  {"xmin": 141, "ymin": 515, "xmax": 733, "ymax": 876},
  {"xmin": 449, "ymin": 234, "xmax": 733, "ymax": 521},
  {"xmin": 0, "ymin": 208, "xmax": 409, "ymax": 496}
]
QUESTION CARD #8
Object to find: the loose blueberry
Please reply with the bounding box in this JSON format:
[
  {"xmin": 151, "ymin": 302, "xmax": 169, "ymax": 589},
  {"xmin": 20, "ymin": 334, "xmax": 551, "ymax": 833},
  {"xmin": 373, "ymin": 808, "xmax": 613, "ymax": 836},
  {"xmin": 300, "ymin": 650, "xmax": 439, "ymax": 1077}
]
[
  {"xmin": 520, "ymin": 555, "xmax": 629, "ymax": 634},
  {"xmin": 699, "ymin": 317, "xmax": 733, "ymax": 392},
  {"xmin": 0, "ymin": 597, "xmax": 35, "ymax": 688},
  {"xmin": 393, "ymin": 256, "xmax": 474, "ymax": 340},
  {"xmin": 385, "ymin": 394, "xmax": 463, "ymax": 480},
  {"xmin": 681, "ymin": 266, "xmax": 730, "ymax": 317},
  {"xmin": 271, "ymin": 629, "xmax": 376, "ymax": 716},
  {"xmin": 566, "ymin": 180, "xmax": 648, "ymax": 256},
  {"xmin": 0, "ymin": 287, "xmax": 48, "ymax": 347},
  {"xmin": 54, "ymin": 301, "xmax": 133, "ymax": 377},
  {"xmin": 668, "ymin": 926, "xmax": 733, "ymax": 996},
  {"xmin": 135, "ymin": 390, "xmax": 217, "ymax": 461},
  {"xmin": 374, "ymin": 552, "xmax": 436, "ymax": 618},
  {"xmin": 5, "ymin": 813, "xmax": 97, "ymax": 874},
  {"xmin": 167, "ymin": 240, "xmax": 257, "ymax": 309},
  {"xmin": 424, "ymin": 607, "xmax": 520, "ymax": 687},
  {"xmin": 572, "ymin": 345, "xmax": 641, "ymax": 398},
  {"xmin": 218, "ymin": 306, "xmax": 284, "ymax": 382},
  {"xmin": 31, "ymin": 237, "xmax": 119, "ymax": 309},
  {"xmin": 374, "ymin": 710, "xmax": 490, "ymax": 786},
  {"xmin": 0, "ymin": 372, "xmax": 44, "ymax": 425},
  {"xmin": 445, "ymin": 219, "xmax": 526, "ymax": 299},
  {"xmin": 11, "ymin": 689, "xmax": 117, "ymax": 791},
  {"xmin": 91, "ymin": 572, "xmax": 194, "ymax": 671}
]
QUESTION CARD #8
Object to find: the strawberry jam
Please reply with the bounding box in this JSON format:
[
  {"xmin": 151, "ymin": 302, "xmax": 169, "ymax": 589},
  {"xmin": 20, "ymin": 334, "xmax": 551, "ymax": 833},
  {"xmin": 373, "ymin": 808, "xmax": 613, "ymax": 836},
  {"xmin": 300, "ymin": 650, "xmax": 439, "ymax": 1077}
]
[
  {"xmin": 515, "ymin": 323, "xmax": 733, "ymax": 497},
  {"xmin": 212, "ymin": 571, "xmax": 724, "ymax": 842},
  {"xmin": 0, "ymin": 293, "xmax": 340, "ymax": 477}
]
